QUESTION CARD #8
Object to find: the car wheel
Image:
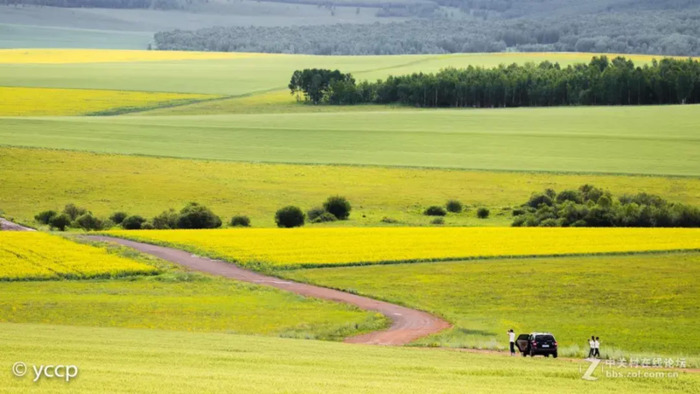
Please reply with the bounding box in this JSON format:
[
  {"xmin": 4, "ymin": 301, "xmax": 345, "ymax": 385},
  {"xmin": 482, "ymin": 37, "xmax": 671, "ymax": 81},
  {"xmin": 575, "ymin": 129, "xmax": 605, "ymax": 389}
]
[
  {"xmin": 553, "ymin": 352, "xmax": 558, "ymax": 358},
  {"xmin": 529, "ymin": 349, "xmax": 535, "ymax": 357},
  {"xmin": 522, "ymin": 352, "xmax": 527, "ymax": 357},
  {"xmin": 545, "ymin": 354, "xmax": 550, "ymax": 358}
]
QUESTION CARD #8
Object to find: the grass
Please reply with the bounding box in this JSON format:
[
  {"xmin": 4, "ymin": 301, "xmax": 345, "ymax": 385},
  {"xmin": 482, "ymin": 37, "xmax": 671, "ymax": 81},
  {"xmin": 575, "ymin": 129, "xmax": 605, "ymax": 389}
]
[
  {"xmin": 2, "ymin": 105, "xmax": 699, "ymax": 175},
  {"xmin": 0, "ymin": 51, "xmax": 679, "ymax": 95},
  {"xmin": 0, "ymin": 232, "xmax": 157, "ymax": 280},
  {"xmin": 1, "ymin": 322, "xmax": 698, "ymax": 393},
  {"xmin": 2, "ymin": 146, "xmax": 699, "ymax": 228},
  {"xmin": 0, "ymin": 87, "xmax": 216, "ymax": 116},
  {"xmin": 106, "ymin": 227, "xmax": 700, "ymax": 270},
  {"xmin": 284, "ymin": 252, "xmax": 700, "ymax": 365}
]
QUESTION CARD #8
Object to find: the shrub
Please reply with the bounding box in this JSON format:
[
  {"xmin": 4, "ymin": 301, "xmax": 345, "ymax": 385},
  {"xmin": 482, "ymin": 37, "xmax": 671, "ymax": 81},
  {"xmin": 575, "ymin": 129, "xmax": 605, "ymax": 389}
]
[
  {"xmin": 539, "ymin": 218, "xmax": 559, "ymax": 227},
  {"xmin": 230, "ymin": 215, "xmax": 251, "ymax": 227},
  {"xmin": 122, "ymin": 215, "xmax": 147, "ymax": 230},
  {"xmin": 75, "ymin": 213, "xmax": 104, "ymax": 231},
  {"xmin": 176, "ymin": 202, "xmax": 222, "ymax": 229},
  {"xmin": 306, "ymin": 207, "xmax": 326, "ymax": 222},
  {"xmin": 476, "ymin": 207, "xmax": 490, "ymax": 219},
  {"xmin": 431, "ymin": 217, "xmax": 444, "ymax": 225},
  {"xmin": 323, "ymin": 196, "xmax": 352, "ymax": 220},
  {"xmin": 424, "ymin": 206, "xmax": 447, "ymax": 216},
  {"xmin": 35, "ymin": 210, "xmax": 57, "ymax": 224},
  {"xmin": 525, "ymin": 193, "xmax": 553, "ymax": 208},
  {"xmin": 445, "ymin": 200, "xmax": 463, "ymax": 213},
  {"xmin": 512, "ymin": 208, "xmax": 526, "ymax": 216},
  {"xmin": 311, "ymin": 212, "xmax": 337, "ymax": 223},
  {"xmin": 63, "ymin": 203, "xmax": 87, "ymax": 221},
  {"xmin": 141, "ymin": 222, "xmax": 155, "ymax": 230},
  {"xmin": 275, "ymin": 206, "xmax": 305, "ymax": 228},
  {"xmin": 556, "ymin": 190, "xmax": 583, "ymax": 204},
  {"xmin": 109, "ymin": 211, "xmax": 128, "ymax": 224},
  {"xmin": 49, "ymin": 213, "xmax": 71, "ymax": 231},
  {"xmin": 152, "ymin": 208, "xmax": 179, "ymax": 229}
]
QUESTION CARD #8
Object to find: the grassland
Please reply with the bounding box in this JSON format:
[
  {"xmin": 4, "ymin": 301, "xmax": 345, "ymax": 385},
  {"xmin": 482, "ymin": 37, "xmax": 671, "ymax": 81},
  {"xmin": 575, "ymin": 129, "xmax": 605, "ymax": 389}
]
[
  {"xmin": 285, "ymin": 252, "xmax": 700, "ymax": 364},
  {"xmin": 0, "ymin": 232, "xmax": 157, "ymax": 280},
  {"xmin": 106, "ymin": 227, "xmax": 700, "ymax": 269},
  {"xmin": 1, "ymin": 323, "xmax": 697, "ymax": 393},
  {"xmin": 2, "ymin": 104, "xmax": 698, "ymax": 175},
  {"xmin": 2, "ymin": 147, "xmax": 699, "ymax": 228},
  {"xmin": 0, "ymin": 87, "xmax": 216, "ymax": 116}
]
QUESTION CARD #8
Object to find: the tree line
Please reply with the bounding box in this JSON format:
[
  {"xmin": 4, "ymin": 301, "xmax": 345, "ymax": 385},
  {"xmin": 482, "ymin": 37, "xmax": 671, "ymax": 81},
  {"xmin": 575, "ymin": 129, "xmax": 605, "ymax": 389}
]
[
  {"xmin": 288, "ymin": 57, "xmax": 700, "ymax": 108},
  {"xmin": 154, "ymin": 8, "xmax": 700, "ymax": 56}
]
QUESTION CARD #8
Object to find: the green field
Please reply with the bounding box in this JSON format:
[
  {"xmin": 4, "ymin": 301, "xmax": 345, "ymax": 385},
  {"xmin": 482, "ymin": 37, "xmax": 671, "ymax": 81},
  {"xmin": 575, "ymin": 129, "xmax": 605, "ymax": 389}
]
[
  {"xmin": 1, "ymin": 323, "xmax": 697, "ymax": 393},
  {"xmin": 284, "ymin": 252, "xmax": 700, "ymax": 364},
  {"xmin": 2, "ymin": 147, "xmax": 699, "ymax": 228},
  {"xmin": 2, "ymin": 105, "xmax": 698, "ymax": 175}
]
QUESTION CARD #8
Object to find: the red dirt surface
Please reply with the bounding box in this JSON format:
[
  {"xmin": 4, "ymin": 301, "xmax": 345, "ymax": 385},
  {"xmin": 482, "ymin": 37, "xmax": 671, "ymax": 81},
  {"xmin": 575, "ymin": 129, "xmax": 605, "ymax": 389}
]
[{"xmin": 85, "ymin": 235, "xmax": 451, "ymax": 345}]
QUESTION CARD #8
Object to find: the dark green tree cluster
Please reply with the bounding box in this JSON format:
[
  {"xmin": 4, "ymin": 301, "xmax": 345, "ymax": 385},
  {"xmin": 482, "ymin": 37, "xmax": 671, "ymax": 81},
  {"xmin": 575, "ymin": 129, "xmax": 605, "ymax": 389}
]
[
  {"xmin": 289, "ymin": 69, "xmax": 355, "ymax": 104},
  {"xmin": 292, "ymin": 57, "xmax": 700, "ymax": 107},
  {"xmin": 512, "ymin": 185, "xmax": 700, "ymax": 227},
  {"xmin": 35, "ymin": 203, "xmax": 105, "ymax": 231}
]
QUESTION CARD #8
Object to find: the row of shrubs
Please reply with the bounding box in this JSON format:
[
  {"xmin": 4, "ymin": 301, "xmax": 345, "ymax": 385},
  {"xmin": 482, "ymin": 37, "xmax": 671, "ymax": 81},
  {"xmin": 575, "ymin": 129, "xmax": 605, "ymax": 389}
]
[
  {"xmin": 34, "ymin": 196, "xmax": 354, "ymax": 231},
  {"xmin": 423, "ymin": 200, "xmax": 490, "ymax": 219},
  {"xmin": 512, "ymin": 185, "xmax": 700, "ymax": 227}
]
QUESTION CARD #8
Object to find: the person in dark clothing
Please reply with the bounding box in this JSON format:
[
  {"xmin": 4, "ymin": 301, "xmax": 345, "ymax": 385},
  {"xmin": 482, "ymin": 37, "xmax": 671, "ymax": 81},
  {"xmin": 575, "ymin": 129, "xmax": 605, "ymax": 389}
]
[{"xmin": 594, "ymin": 337, "xmax": 601, "ymax": 358}]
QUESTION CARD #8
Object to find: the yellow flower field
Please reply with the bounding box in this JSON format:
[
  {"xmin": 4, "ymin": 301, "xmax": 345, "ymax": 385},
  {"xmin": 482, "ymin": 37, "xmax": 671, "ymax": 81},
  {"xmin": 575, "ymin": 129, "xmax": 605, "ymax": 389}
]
[
  {"xmin": 0, "ymin": 232, "xmax": 157, "ymax": 280},
  {"xmin": 109, "ymin": 227, "xmax": 700, "ymax": 269},
  {"xmin": 0, "ymin": 87, "xmax": 215, "ymax": 116},
  {"xmin": 0, "ymin": 49, "xmax": 267, "ymax": 64}
]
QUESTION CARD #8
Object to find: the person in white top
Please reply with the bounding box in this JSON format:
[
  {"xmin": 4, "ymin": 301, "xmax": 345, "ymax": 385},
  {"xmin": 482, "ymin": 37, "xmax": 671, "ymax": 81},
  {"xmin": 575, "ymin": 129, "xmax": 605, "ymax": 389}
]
[
  {"xmin": 588, "ymin": 336, "xmax": 595, "ymax": 358},
  {"xmin": 508, "ymin": 329, "xmax": 516, "ymax": 356},
  {"xmin": 594, "ymin": 337, "xmax": 601, "ymax": 358}
]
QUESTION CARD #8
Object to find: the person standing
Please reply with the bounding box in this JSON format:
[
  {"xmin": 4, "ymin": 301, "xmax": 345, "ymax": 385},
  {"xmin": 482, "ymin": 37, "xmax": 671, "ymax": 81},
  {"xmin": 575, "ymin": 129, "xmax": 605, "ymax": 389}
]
[
  {"xmin": 508, "ymin": 329, "xmax": 516, "ymax": 356},
  {"xmin": 594, "ymin": 337, "xmax": 601, "ymax": 358},
  {"xmin": 588, "ymin": 336, "xmax": 595, "ymax": 359}
]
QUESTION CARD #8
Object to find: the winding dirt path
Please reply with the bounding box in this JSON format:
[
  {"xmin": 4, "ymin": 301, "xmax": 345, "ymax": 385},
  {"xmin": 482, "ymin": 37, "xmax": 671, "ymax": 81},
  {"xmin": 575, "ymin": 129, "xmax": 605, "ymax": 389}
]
[
  {"xmin": 0, "ymin": 218, "xmax": 35, "ymax": 231},
  {"xmin": 85, "ymin": 235, "xmax": 451, "ymax": 345}
]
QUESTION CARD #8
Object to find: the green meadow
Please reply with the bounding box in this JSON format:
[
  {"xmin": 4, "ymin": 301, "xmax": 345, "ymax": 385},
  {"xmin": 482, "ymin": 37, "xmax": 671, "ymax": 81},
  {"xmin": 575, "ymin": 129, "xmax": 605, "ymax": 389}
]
[
  {"xmin": 1, "ymin": 323, "xmax": 697, "ymax": 393},
  {"xmin": 2, "ymin": 147, "xmax": 699, "ymax": 228},
  {"xmin": 284, "ymin": 252, "xmax": 700, "ymax": 365}
]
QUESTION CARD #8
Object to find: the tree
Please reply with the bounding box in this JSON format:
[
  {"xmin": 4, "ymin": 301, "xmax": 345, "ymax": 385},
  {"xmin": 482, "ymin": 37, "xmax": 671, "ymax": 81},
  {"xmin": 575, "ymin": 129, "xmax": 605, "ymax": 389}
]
[
  {"xmin": 176, "ymin": 202, "xmax": 222, "ymax": 229},
  {"xmin": 477, "ymin": 207, "xmax": 490, "ymax": 218},
  {"xmin": 35, "ymin": 210, "xmax": 57, "ymax": 224},
  {"xmin": 63, "ymin": 203, "xmax": 87, "ymax": 221},
  {"xmin": 446, "ymin": 200, "xmax": 463, "ymax": 213},
  {"xmin": 109, "ymin": 211, "xmax": 128, "ymax": 225},
  {"xmin": 230, "ymin": 215, "xmax": 251, "ymax": 227},
  {"xmin": 49, "ymin": 214, "xmax": 71, "ymax": 231},
  {"xmin": 152, "ymin": 208, "xmax": 179, "ymax": 229},
  {"xmin": 323, "ymin": 196, "xmax": 351, "ymax": 220},
  {"xmin": 122, "ymin": 215, "xmax": 147, "ymax": 230},
  {"xmin": 275, "ymin": 206, "xmax": 305, "ymax": 228},
  {"xmin": 75, "ymin": 213, "xmax": 104, "ymax": 231}
]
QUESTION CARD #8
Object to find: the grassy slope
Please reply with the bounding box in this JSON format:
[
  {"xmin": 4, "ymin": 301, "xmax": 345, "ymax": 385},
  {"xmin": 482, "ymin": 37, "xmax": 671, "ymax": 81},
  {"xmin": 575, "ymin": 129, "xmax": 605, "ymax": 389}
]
[
  {"xmin": 1, "ymin": 323, "xmax": 697, "ymax": 393},
  {"xmin": 1, "ymin": 105, "xmax": 698, "ymax": 175},
  {"xmin": 2, "ymin": 147, "xmax": 698, "ymax": 227},
  {"xmin": 0, "ymin": 52, "xmax": 672, "ymax": 95},
  {"xmin": 284, "ymin": 252, "xmax": 700, "ymax": 363}
]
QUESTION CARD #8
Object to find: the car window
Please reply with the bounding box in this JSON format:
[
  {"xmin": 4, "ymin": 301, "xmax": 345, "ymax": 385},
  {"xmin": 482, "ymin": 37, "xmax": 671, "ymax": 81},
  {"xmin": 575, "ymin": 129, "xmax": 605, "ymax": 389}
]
[{"xmin": 535, "ymin": 335, "xmax": 554, "ymax": 341}]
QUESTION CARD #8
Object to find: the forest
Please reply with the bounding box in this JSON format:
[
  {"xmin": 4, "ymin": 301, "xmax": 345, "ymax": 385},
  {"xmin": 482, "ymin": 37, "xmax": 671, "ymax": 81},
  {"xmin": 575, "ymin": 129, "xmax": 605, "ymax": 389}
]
[
  {"xmin": 154, "ymin": 8, "xmax": 700, "ymax": 56},
  {"xmin": 288, "ymin": 57, "xmax": 700, "ymax": 107}
]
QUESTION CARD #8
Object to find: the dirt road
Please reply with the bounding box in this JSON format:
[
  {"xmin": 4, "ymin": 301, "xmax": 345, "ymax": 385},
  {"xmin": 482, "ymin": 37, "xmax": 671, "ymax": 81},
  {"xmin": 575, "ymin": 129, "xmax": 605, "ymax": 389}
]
[
  {"xmin": 0, "ymin": 218, "xmax": 35, "ymax": 231},
  {"xmin": 85, "ymin": 235, "xmax": 451, "ymax": 345}
]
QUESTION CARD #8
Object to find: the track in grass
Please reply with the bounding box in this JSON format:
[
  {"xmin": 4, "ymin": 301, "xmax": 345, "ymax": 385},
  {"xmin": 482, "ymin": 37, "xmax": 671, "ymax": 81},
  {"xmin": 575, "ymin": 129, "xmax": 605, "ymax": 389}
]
[{"xmin": 85, "ymin": 235, "xmax": 450, "ymax": 345}]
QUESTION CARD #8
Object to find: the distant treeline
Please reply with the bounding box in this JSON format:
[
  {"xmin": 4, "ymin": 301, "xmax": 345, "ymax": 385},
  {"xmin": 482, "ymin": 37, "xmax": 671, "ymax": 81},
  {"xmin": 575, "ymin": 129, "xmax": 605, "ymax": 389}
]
[
  {"xmin": 0, "ymin": 0, "xmax": 188, "ymax": 9},
  {"xmin": 154, "ymin": 9, "xmax": 700, "ymax": 56},
  {"xmin": 289, "ymin": 57, "xmax": 700, "ymax": 107}
]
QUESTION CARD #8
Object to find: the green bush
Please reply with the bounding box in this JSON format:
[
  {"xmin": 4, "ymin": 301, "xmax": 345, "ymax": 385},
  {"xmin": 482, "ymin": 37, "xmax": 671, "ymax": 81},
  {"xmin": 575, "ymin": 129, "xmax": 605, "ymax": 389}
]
[
  {"xmin": 63, "ymin": 203, "xmax": 87, "ymax": 221},
  {"xmin": 275, "ymin": 206, "xmax": 305, "ymax": 228},
  {"xmin": 109, "ymin": 211, "xmax": 128, "ymax": 225},
  {"xmin": 476, "ymin": 207, "xmax": 490, "ymax": 219},
  {"xmin": 35, "ymin": 210, "xmax": 57, "ymax": 224},
  {"xmin": 176, "ymin": 202, "xmax": 222, "ymax": 229},
  {"xmin": 49, "ymin": 214, "xmax": 71, "ymax": 231},
  {"xmin": 323, "ymin": 196, "xmax": 352, "ymax": 220},
  {"xmin": 431, "ymin": 217, "xmax": 445, "ymax": 225},
  {"xmin": 445, "ymin": 200, "xmax": 463, "ymax": 213},
  {"xmin": 141, "ymin": 222, "xmax": 155, "ymax": 230},
  {"xmin": 230, "ymin": 215, "xmax": 251, "ymax": 227},
  {"xmin": 122, "ymin": 215, "xmax": 147, "ymax": 230},
  {"xmin": 307, "ymin": 207, "xmax": 326, "ymax": 222},
  {"xmin": 424, "ymin": 206, "xmax": 447, "ymax": 216},
  {"xmin": 311, "ymin": 212, "xmax": 337, "ymax": 223},
  {"xmin": 525, "ymin": 193, "xmax": 553, "ymax": 208},
  {"xmin": 152, "ymin": 209, "xmax": 179, "ymax": 229},
  {"xmin": 556, "ymin": 190, "xmax": 583, "ymax": 204},
  {"xmin": 74, "ymin": 213, "xmax": 104, "ymax": 231}
]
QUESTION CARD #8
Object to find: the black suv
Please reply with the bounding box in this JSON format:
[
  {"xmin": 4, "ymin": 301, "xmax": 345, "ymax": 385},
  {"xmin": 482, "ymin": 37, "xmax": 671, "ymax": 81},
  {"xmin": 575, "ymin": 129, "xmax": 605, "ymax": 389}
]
[{"xmin": 516, "ymin": 332, "xmax": 558, "ymax": 358}]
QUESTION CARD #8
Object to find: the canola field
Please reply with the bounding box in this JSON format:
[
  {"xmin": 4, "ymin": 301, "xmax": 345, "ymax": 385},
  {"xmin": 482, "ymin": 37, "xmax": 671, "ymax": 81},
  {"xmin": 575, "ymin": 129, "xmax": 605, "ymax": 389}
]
[
  {"xmin": 0, "ymin": 232, "xmax": 157, "ymax": 280},
  {"xmin": 108, "ymin": 227, "xmax": 700, "ymax": 269},
  {"xmin": 0, "ymin": 87, "xmax": 215, "ymax": 116}
]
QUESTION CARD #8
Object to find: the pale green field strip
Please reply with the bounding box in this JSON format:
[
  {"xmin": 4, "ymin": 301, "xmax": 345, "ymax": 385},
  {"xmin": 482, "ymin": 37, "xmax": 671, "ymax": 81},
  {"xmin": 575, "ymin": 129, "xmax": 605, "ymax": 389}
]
[
  {"xmin": 1, "ymin": 105, "xmax": 698, "ymax": 175},
  {"xmin": 0, "ymin": 52, "xmax": 678, "ymax": 95},
  {"xmin": 2, "ymin": 146, "xmax": 699, "ymax": 228},
  {"xmin": 1, "ymin": 323, "xmax": 697, "ymax": 393},
  {"xmin": 285, "ymin": 252, "xmax": 700, "ymax": 363}
]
